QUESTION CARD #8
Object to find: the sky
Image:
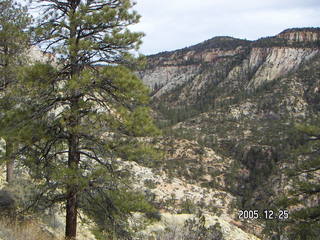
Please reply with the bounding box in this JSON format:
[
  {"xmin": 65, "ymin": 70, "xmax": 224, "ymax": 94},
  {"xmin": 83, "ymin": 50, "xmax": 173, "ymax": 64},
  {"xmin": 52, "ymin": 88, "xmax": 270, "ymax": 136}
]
[{"xmin": 130, "ymin": 0, "xmax": 320, "ymax": 55}]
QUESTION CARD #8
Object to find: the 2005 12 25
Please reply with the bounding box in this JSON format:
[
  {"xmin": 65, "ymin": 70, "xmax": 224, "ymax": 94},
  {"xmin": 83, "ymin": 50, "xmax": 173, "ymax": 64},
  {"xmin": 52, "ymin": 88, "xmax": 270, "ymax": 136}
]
[{"xmin": 238, "ymin": 209, "xmax": 289, "ymax": 220}]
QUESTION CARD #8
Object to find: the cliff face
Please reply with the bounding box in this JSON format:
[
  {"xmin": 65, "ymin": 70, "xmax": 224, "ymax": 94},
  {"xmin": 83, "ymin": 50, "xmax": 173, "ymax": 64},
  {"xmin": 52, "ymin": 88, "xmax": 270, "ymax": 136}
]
[
  {"xmin": 277, "ymin": 28, "xmax": 320, "ymax": 42},
  {"xmin": 141, "ymin": 29, "xmax": 319, "ymax": 106},
  {"xmin": 246, "ymin": 47, "xmax": 318, "ymax": 88}
]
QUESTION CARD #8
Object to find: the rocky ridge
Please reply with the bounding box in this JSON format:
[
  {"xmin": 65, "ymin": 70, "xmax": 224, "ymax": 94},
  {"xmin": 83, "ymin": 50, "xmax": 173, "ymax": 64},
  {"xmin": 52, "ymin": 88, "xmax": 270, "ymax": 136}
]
[
  {"xmin": 277, "ymin": 28, "xmax": 320, "ymax": 42},
  {"xmin": 141, "ymin": 28, "xmax": 320, "ymax": 106}
]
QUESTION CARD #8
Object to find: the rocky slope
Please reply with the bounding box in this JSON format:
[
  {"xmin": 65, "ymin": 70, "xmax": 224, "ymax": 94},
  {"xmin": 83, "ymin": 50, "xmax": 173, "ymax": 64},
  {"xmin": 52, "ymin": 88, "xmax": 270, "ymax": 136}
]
[
  {"xmin": 139, "ymin": 27, "xmax": 320, "ymax": 239},
  {"xmin": 0, "ymin": 147, "xmax": 260, "ymax": 240}
]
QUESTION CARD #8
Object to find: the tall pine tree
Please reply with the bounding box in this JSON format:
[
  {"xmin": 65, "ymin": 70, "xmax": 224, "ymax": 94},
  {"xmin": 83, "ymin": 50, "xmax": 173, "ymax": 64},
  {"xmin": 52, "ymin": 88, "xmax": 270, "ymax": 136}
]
[{"xmin": 4, "ymin": 0, "xmax": 159, "ymax": 239}]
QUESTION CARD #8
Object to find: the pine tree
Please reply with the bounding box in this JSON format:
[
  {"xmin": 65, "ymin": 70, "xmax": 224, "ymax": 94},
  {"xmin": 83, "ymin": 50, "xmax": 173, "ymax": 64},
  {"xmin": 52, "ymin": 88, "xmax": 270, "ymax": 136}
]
[
  {"xmin": 0, "ymin": 0, "xmax": 31, "ymax": 183},
  {"xmin": 4, "ymin": 0, "xmax": 159, "ymax": 239},
  {"xmin": 278, "ymin": 122, "xmax": 320, "ymax": 239}
]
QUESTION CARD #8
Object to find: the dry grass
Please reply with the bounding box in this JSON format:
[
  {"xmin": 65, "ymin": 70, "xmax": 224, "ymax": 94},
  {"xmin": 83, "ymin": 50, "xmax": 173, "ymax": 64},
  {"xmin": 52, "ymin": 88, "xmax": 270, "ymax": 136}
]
[{"xmin": 0, "ymin": 217, "xmax": 61, "ymax": 240}]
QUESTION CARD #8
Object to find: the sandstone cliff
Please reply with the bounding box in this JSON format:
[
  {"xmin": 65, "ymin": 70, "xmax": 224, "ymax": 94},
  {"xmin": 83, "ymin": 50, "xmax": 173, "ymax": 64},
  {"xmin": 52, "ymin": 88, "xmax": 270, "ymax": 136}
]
[
  {"xmin": 141, "ymin": 28, "xmax": 319, "ymax": 106},
  {"xmin": 277, "ymin": 28, "xmax": 320, "ymax": 42}
]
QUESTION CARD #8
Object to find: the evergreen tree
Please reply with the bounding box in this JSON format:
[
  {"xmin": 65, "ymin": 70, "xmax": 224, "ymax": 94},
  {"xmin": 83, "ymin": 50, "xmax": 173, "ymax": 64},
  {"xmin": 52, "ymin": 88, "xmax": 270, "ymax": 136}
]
[
  {"xmin": 4, "ymin": 0, "xmax": 159, "ymax": 239},
  {"xmin": 278, "ymin": 122, "xmax": 320, "ymax": 239},
  {"xmin": 0, "ymin": 0, "xmax": 31, "ymax": 183}
]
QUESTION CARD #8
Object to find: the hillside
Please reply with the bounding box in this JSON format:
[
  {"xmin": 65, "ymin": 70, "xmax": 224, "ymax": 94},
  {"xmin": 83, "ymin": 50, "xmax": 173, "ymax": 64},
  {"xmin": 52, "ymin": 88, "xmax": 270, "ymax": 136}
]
[{"xmin": 139, "ymin": 27, "xmax": 320, "ymax": 239}]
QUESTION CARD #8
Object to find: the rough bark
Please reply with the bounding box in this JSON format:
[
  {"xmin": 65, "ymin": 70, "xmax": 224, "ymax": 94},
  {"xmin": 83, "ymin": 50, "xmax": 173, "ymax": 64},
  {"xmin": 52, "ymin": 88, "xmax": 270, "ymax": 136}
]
[
  {"xmin": 5, "ymin": 139, "xmax": 14, "ymax": 183},
  {"xmin": 65, "ymin": 180, "xmax": 78, "ymax": 239},
  {"xmin": 65, "ymin": 126, "xmax": 80, "ymax": 239}
]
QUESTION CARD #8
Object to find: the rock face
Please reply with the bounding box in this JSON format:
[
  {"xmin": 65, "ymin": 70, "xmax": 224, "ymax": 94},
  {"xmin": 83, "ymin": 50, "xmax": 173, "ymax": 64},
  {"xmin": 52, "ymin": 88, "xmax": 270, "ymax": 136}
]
[
  {"xmin": 246, "ymin": 47, "xmax": 318, "ymax": 88},
  {"xmin": 277, "ymin": 28, "xmax": 320, "ymax": 42},
  {"xmin": 141, "ymin": 65, "xmax": 200, "ymax": 98},
  {"xmin": 141, "ymin": 28, "xmax": 320, "ymax": 105}
]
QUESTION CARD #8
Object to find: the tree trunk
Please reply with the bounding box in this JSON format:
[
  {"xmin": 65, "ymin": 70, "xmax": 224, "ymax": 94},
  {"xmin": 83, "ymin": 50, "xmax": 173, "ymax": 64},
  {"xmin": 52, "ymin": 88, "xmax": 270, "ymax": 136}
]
[
  {"xmin": 66, "ymin": 2, "xmax": 81, "ymax": 238},
  {"xmin": 65, "ymin": 132, "xmax": 80, "ymax": 240},
  {"xmin": 65, "ymin": 97, "xmax": 80, "ymax": 239},
  {"xmin": 5, "ymin": 139, "xmax": 14, "ymax": 183},
  {"xmin": 65, "ymin": 186, "xmax": 78, "ymax": 239}
]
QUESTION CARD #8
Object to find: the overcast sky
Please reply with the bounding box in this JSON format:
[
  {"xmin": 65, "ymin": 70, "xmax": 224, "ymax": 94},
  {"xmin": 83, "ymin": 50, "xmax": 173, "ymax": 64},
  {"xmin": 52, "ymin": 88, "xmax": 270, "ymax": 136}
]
[{"xmin": 130, "ymin": 0, "xmax": 320, "ymax": 55}]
